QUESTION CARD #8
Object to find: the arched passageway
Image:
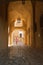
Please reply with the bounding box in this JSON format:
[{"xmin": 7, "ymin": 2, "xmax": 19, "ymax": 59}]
[
  {"xmin": 8, "ymin": 1, "xmax": 33, "ymax": 47},
  {"xmin": 0, "ymin": 1, "xmax": 43, "ymax": 65}
]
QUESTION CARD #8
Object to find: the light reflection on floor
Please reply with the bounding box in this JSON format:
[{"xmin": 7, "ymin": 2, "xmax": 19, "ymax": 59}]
[{"xmin": 8, "ymin": 41, "xmax": 25, "ymax": 47}]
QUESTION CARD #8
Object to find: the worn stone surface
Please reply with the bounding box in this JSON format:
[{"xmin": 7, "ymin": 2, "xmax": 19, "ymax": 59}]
[{"xmin": 0, "ymin": 46, "xmax": 43, "ymax": 65}]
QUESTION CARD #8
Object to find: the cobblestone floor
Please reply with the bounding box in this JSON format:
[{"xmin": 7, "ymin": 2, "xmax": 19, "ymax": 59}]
[{"xmin": 0, "ymin": 46, "xmax": 43, "ymax": 65}]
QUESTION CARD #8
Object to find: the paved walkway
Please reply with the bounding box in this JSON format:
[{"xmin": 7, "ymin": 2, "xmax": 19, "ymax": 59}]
[{"xmin": 0, "ymin": 46, "xmax": 43, "ymax": 65}]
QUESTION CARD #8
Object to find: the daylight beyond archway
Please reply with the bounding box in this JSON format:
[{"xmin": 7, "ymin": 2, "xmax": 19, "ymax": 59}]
[{"xmin": 9, "ymin": 29, "xmax": 25, "ymax": 46}]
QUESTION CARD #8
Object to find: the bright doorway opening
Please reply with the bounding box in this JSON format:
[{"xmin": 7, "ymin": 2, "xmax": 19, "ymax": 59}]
[{"xmin": 8, "ymin": 29, "xmax": 25, "ymax": 47}]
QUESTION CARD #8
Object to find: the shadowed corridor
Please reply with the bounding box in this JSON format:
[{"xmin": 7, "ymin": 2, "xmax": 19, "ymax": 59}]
[{"xmin": 0, "ymin": 0, "xmax": 43, "ymax": 65}]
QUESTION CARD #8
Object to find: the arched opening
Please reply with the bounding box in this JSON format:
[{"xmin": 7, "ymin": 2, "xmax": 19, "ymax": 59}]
[{"xmin": 11, "ymin": 29, "xmax": 25, "ymax": 46}]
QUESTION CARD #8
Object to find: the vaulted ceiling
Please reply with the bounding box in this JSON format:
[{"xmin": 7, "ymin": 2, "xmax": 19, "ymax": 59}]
[{"xmin": 8, "ymin": 1, "xmax": 33, "ymax": 25}]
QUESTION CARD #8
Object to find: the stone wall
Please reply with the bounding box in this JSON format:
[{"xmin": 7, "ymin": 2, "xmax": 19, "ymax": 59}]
[
  {"xmin": 35, "ymin": 1, "xmax": 43, "ymax": 48},
  {"xmin": 0, "ymin": 3, "xmax": 8, "ymax": 51}
]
